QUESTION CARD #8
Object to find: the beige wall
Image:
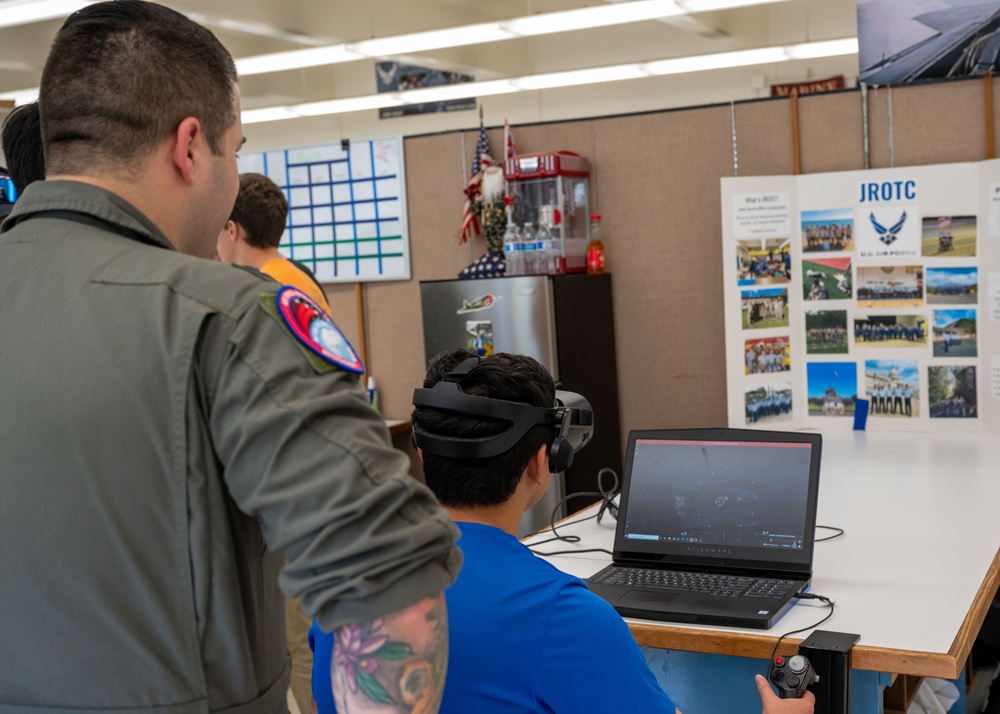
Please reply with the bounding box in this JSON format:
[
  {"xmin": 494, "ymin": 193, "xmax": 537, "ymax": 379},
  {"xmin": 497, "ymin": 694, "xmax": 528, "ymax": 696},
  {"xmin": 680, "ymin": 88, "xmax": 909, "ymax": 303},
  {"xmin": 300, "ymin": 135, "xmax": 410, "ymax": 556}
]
[{"xmin": 324, "ymin": 76, "xmax": 1000, "ymax": 453}]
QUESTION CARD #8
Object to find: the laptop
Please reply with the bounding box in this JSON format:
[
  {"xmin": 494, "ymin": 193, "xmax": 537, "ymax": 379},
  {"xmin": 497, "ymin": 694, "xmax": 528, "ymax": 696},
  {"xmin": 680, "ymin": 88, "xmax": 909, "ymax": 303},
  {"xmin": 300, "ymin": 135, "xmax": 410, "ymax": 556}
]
[{"xmin": 586, "ymin": 428, "xmax": 822, "ymax": 630}]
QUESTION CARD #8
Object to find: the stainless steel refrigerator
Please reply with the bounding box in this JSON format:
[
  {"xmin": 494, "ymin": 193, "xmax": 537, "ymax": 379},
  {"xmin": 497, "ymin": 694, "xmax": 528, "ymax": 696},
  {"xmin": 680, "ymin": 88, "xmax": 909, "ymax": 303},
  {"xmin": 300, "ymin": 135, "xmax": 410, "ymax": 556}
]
[{"xmin": 419, "ymin": 273, "xmax": 621, "ymax": 537}]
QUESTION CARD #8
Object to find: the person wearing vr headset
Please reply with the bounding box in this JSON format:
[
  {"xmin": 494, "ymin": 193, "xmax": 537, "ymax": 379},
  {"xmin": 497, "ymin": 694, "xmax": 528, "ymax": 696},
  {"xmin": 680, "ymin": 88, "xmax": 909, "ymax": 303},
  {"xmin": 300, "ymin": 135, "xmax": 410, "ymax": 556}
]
[
  {"xmin": 2, "ymin": 102, "xmax": 44, "ymax": 198},
  {"xmin": 310, "ymin": 348, "xmax": 815, "ymax": 713}
]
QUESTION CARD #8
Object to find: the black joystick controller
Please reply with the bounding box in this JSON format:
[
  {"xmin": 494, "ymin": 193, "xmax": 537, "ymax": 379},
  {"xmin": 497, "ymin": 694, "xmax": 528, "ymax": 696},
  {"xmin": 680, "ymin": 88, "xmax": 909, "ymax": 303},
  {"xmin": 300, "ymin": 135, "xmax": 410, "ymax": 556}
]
[{"xmin": 769, "ymin": 654, "xmax": 819, "ymax": 699}]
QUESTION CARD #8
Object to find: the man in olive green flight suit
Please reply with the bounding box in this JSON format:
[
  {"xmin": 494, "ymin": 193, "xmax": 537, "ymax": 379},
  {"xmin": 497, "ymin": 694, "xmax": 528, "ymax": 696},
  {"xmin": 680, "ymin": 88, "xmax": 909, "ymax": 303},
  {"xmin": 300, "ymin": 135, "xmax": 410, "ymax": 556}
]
[{"xmin": 0, "ymin": 3, "xmax": 459, "ymax": 713}]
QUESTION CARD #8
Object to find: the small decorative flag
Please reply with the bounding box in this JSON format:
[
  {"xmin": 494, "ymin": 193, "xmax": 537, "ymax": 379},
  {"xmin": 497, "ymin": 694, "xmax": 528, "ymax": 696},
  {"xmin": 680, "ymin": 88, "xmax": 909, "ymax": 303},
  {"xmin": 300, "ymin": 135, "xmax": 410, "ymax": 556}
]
[{"xmin": 504, "ymin": 119, "xmax": 516, "ymax": 159}]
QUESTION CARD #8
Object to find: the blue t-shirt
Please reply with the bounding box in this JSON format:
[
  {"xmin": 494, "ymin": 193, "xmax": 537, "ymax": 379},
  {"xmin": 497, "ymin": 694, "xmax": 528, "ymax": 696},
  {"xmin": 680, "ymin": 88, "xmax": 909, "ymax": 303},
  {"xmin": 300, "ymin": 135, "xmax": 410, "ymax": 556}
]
[{"xmin": 310, "ymin": 521, "xmax": 677, "ymax": 713}]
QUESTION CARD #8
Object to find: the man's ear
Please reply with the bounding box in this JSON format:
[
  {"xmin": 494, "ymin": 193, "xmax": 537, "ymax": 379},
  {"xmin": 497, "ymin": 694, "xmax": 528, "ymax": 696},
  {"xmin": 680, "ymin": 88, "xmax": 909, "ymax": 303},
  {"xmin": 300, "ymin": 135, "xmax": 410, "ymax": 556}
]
[
  {"xmin": 524, "ymin": 443, "xmax": 549, "ymax": 487},
  {"xmin": 223, "ymin": 220, "xmax": 241, "ymax": 242},
  {"xmin": 172, "ymin": 117, "xmax": 204, "ymax": 186}
]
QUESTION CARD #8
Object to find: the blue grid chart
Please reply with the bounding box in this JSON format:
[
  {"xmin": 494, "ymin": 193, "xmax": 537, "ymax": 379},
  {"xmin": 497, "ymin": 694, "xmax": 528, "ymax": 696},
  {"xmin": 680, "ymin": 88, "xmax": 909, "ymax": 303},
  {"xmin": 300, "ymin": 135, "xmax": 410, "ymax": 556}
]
[{"xmin": 238, "ymin": 136, "xmax": 410, "ymax": 283}]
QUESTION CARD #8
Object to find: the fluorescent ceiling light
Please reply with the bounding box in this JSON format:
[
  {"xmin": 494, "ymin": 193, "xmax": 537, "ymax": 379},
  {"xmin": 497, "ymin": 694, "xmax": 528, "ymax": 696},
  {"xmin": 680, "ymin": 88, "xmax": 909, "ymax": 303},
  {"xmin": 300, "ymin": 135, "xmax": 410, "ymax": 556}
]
[
  {"xmin": 678, "ymin": 0, "xmax": 792, "ymax": 10},
  {"xmin": 235, "ymin": 0, "xmax": 795, "ymax": 77},
  {"xmin": 242, "ymin": 36, "xmax": 857, "ymax": 125},
  {"xmin": 240, "ymin": 107, "xmax": 304, "ymax": 124},
  {"xmin": 501, "ymin": 0, "xmax": 682, "ymax": 36},
  {"xmin": 349, "ymin": 23, "xmax": 516, "ymax": 58},
  {"xmin": 396, "ymin": 79, "xmax": 517, "ymax": 105},
  {"xmin": 293, "ymin": 94, "xmax": 406, "ymax": 117},
  {"xmin": 0, "ymin": 0, "xmax": 93, "ymax": 28},
  {"xmin": 514, "ymin": 64, "xmax": 652, "ymax": 91},
  {"xmin": 0, "ymin": 87, "xmax": 39, "ymax": 105},
  {"xmin": 785, "ymin": 38, "xmax": 859, "ymax": 60},
  {"xmin": 186, "ymin": 12, "xmax": 334, "ymax": 47},
  {"xmin": 643, "ymin": 46, "xmax": 788, "ymax": 74},
  {"xmin": 237, "ymin": 46, "xmax": 365, "ymax": 76}
]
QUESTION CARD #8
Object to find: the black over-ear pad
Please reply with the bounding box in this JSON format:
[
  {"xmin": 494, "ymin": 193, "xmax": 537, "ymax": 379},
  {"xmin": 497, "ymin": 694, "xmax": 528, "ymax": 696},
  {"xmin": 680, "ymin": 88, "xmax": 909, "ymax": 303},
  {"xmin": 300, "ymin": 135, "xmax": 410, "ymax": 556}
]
[{"xmin": 548, "ymin": 436, "xmax": 575, "ymax": 474}]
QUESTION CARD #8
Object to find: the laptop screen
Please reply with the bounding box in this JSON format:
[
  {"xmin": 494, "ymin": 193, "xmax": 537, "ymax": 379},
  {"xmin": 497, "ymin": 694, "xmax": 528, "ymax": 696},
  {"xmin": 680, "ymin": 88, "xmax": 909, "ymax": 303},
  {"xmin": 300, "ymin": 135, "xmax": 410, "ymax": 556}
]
[{"xmin": 614, "ymin": 429, "xmax": 821, "ymax": 572}]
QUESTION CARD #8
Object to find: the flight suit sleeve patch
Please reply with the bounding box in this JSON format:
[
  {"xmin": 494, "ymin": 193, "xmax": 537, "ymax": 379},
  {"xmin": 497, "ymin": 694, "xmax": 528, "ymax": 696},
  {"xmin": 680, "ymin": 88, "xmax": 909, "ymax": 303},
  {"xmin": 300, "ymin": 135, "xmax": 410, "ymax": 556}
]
[{"xmin": 258, "ymin": 286, "xmax": 365, "ymax": 375}]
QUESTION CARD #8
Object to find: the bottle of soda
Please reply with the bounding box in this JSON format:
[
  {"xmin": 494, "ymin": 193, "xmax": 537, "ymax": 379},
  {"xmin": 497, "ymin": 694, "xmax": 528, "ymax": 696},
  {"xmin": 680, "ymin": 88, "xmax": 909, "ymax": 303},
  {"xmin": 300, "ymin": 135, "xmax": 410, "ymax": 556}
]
[
  {"xmin": 587, "ymin": 214, "xmax": 605, "ymax": 275},
  {"xmin": 503, "ymin": 223, "xmax": 522, "ymax": 276}
]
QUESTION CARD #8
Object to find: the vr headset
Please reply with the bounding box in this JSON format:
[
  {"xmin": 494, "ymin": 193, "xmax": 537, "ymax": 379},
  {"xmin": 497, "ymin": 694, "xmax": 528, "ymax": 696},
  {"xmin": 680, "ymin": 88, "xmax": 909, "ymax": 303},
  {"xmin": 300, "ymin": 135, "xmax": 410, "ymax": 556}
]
[{"xmin": 411, "ymin": 357, "xmax": 594, "ymax": 474}]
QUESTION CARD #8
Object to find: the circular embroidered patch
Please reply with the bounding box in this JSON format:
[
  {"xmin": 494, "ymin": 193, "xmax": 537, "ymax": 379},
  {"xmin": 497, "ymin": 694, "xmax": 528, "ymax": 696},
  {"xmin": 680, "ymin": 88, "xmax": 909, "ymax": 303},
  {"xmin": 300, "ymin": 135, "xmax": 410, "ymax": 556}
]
[{"xmin": 276, "ymin": 286, "xmax": 364, "ymax": 373}]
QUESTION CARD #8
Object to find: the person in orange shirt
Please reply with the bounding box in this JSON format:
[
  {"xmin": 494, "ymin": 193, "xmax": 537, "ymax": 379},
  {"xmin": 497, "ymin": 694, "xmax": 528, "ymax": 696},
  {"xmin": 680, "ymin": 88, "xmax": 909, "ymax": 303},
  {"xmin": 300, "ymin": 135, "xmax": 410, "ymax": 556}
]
[
  {"xmin": 216, "ymin": 171, "xmax": 330, "ymax": 712},
  {"xmin": 217, "ymin": 172, "xmax": 331, "ymax": 313}
]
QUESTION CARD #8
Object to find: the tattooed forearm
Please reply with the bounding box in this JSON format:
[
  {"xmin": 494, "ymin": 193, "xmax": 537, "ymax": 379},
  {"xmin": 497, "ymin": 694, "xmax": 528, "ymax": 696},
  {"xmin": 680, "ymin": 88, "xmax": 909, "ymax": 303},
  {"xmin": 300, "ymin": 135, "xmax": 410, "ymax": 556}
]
[{"xmin": 331, "ymin": 593, "xmax": 448, "ymax": 713}]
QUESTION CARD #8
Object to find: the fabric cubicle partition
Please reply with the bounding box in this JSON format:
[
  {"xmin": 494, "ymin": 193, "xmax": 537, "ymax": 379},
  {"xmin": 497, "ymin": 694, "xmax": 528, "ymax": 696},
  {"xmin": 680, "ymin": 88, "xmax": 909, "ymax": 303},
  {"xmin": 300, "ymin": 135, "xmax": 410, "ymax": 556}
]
[{"xmin": 322, "ymin": 75, "xmax": 1000, "ymax": 454}]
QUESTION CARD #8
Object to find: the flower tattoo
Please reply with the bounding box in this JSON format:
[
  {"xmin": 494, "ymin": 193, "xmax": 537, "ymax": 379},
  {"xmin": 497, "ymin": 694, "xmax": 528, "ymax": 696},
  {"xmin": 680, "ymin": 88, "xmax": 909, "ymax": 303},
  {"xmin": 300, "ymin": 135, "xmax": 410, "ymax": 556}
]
[{"xmin": 334, "ymin": 619, "xmax": 414, "ymax": 705}]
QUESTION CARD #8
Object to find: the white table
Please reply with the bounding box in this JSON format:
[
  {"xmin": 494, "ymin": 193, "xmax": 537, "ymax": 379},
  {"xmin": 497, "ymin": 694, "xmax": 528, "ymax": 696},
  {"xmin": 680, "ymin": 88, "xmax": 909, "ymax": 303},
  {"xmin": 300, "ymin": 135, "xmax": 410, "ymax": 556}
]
[{"xmin": 523, "ymin": 430, "xmax": 1000, "ymax": 712}]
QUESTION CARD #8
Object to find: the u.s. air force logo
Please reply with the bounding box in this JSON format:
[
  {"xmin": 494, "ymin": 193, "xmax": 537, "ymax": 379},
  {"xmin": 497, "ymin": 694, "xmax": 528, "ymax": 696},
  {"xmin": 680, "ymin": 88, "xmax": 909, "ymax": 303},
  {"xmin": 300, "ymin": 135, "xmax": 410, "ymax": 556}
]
[
  {"xmin": 276, "ymin": 286, "xmax": 364, "ymax": 374},
  {"xmin": 870, "ymin": 211, "xmax": 906, "ymax": 246},
  {"xmin": 856, "ymin": 205, "xmax": 918, "ymax": 259}
]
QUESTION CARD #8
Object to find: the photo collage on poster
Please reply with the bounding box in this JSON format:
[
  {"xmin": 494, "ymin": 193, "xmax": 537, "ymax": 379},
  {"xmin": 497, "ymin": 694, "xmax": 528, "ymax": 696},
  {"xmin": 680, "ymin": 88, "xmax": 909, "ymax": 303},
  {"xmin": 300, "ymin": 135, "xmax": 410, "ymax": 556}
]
[
  {"xmin": 736, "ymin": 237, "xmax": 794, "ymax": 426},
  {"xmin": 723, "ymin": 161, "xmax": 1000, "ymax": 434},
  {"xmin": 798, "ymin": 207, "xmax": 979, "ymax": 424}
]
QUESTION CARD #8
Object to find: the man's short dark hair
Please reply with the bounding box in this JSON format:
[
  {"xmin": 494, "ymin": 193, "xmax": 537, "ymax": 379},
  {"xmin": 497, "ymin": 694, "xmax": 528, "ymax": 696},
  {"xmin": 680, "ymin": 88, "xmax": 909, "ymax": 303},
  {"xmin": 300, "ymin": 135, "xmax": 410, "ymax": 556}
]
[
  {"xmin": 2, "ymin": 102, "xmax": 45, "ymax": 195},
  {"xmin": 412, "ymin": 348, "xmax": 556, "ymax": 508},
  {"xmin": 230, "ymin": 173, "xmax": 289, "ymax": 249},
  {"xmin": 39, "ymin": 0, "xmax": 238, "ymax": 177}
]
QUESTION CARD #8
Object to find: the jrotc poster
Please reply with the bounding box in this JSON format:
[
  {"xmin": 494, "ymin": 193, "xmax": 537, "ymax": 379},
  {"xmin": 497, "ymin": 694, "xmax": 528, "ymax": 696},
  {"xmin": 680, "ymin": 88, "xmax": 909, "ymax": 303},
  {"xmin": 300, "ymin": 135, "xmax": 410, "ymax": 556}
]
[{"xmin": 721, "ymin": 160, "xmax": 1000, "ymax": 434}]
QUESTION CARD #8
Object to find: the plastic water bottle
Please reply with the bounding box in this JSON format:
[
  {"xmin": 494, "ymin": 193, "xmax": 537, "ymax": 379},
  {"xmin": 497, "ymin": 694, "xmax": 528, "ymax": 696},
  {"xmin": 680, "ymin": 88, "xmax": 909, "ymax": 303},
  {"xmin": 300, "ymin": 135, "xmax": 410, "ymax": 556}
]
[
  {"xmin": 536, "ymin": 224, "xmax": 557, "ymax": 275},
  {"xmin": 503, "ymin": 223, "xmax": 522, "ymax": 276},
  {"xmin": 521, "ymin": 224, "xmax": 537, "ymax": 275}
]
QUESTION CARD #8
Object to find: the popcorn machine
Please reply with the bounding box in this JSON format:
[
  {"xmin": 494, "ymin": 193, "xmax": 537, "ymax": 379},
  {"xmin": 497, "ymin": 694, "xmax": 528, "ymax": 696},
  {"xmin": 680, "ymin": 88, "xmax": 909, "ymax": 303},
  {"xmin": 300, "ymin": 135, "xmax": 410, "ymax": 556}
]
[{"xmin": 504, "ymin": 151, "xmax": 591, "ymax": 274}]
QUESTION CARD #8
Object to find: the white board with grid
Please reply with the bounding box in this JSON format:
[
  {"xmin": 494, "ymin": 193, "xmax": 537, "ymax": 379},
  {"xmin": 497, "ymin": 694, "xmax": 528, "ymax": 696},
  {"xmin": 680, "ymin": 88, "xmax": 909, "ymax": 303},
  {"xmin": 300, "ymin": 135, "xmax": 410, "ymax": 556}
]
[{"xmin": 238, "ymin": 136, "xmax": 410, "ymax": 283}]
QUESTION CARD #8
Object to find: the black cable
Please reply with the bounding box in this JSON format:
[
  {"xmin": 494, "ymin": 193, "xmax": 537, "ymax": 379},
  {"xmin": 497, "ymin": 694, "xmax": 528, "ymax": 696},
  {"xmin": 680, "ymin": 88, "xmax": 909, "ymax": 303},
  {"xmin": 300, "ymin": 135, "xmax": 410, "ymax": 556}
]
[
  {"xmin": 816, "ymin": 525, "xmax": 845, "ymax": 542},
  {"xmin": 765, "ymin": 594, "xmax": 835, "ymax": 683},
  {"xmin": 529, "ymin": 468, "xmax": 619, "ymax": 557}
]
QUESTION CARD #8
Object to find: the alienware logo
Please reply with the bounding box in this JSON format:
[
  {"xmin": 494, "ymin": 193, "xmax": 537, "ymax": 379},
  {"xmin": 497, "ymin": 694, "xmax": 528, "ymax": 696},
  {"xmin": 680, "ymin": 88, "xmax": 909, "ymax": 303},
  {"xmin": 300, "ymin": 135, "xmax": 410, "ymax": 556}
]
[{"xmin": 870, "ymin": 211, "xmax": 907, "ymax": 246}]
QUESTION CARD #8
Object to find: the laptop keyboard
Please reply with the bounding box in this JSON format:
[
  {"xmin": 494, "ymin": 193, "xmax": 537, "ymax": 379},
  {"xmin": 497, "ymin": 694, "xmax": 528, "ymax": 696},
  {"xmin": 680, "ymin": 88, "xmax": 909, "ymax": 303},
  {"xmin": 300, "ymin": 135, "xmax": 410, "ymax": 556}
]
[{"xmin": 590, "ymin": 567, "xmax": 797, "ymax": 599}]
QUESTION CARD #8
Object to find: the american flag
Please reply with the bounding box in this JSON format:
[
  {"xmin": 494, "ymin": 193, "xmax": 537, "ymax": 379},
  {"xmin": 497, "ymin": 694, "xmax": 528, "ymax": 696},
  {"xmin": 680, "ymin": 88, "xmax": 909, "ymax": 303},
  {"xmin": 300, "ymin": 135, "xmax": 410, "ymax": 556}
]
[
  {"xmin": 504, "ymin": 119, "xmax": 516, "ymax": 159},
  {"xmin": 471, "ymin": 119, "xmax": 491, "ymax": 176},
  {"xmin": 459, "ymin": 118, "xmax": 493, "ymax": 244}
]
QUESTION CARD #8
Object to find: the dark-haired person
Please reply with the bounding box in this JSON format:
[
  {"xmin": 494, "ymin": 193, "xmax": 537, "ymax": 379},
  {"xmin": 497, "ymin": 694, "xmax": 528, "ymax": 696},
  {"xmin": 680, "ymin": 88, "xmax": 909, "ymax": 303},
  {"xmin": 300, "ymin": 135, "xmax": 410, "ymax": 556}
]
[
  {"xmin": 310, "ymin": 348, "xmax": 814, "ymax": 714},
  {"xmin": 1, "ymin": 101, "xmax": 44, "ymax": 197},
  {"xmin": 0, "ymin": 2, "xmax": 459, "ymax": 712},
  {"xmin": 0, "ymin": 168, "xmax": 13, "ymax": 225},
  {"xmin": 217, "ymin": 173, "xmax": 331, "ymax": 713},
  {"xmin": 1, "ymin": 102, "xmax": 44, "ymax": 228},
  {"xmin": 217, "ymin": 171, "xmax": 331, "ymax": 312}
]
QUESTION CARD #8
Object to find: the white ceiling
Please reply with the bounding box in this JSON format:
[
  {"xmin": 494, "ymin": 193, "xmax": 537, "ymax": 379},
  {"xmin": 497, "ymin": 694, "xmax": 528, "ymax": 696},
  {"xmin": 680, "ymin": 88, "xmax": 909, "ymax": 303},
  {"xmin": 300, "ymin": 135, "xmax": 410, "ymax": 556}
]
[{"xmin": 0, "ymin": 0, "xmax": 859, "ymax": 149}]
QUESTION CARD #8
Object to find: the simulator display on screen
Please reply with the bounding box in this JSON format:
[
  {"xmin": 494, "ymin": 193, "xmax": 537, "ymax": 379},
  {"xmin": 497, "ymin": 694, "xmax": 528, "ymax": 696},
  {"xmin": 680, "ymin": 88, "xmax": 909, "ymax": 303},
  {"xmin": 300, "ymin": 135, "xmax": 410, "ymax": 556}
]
[{"xmin": 622, "ymin": 438, "xmax": 813, "ymax": 551}]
